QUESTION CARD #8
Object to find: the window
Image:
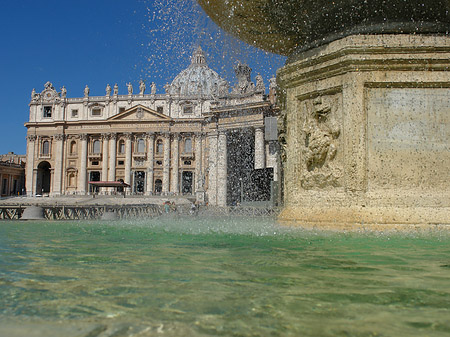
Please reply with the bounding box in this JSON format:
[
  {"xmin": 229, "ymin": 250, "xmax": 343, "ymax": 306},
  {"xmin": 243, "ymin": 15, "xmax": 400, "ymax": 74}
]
[
  {"xmin": 184, "ymin": 160, "xmax": 191, "ymax": 165},
  {"xmin": 137, "ymin": 138, "xmax": 145, "ymax": 153},
  {"xmin": 118, "ymin": 160, "xmax": 124, "ymax": 166},
  {"xmin": 119, "ymin": 107, "xmax": 126, "ymax": 114},
  {"xmin": 71, "ymin": 109, "xmax": 78, "ymax": 117},
  {"xmin": 157, "ymin": 106, "xmax": 163, "ymax": 114},
  {"xmin": 118, "ymin": 140, "xmax": 125, "ymax": 154},
  {"xmin": 183, "ymin": 106, "xmax": 193, "ymax": 114},
  {"xmin": 156, "ymin": 139, "xmax": 163, "ymax": 154},
  {"xmin": 93, "ymin": 140, "xmax": 101, "ymax": 154},
  {"xmin": 156, "ymin": 160, "xmax": 162, "ymax": 166},
  {"xmin": 70, "ymin": 141, "xmax": 77, "ymax": 154},
  {"xmin": 92, "ymin": 108, "xmax": 102, "ymax": 116},
  {"xmin": 184, "ymin": 138, "xmax": 192, "ymax": 153},
  {"xmin": 92, "ymin": 161, "xmax": 99, "ymax": 166},
  {"xmin": 43, "ymin": 106, "xmax": 52, "ymax": 118},
  {"xmin": 42, "ymin": 141, "xmax": 50, "ymax": 155}
]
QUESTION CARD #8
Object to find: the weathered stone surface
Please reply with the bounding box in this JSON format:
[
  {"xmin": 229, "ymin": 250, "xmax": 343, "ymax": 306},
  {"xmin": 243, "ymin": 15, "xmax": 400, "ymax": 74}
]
[
  {"xmin": 198, "ymin": 0, "xmax": 450, "ymax": 56},
  {"xmin": 277, "ymin": 34, "xmax": 450, "ymax": 227}
]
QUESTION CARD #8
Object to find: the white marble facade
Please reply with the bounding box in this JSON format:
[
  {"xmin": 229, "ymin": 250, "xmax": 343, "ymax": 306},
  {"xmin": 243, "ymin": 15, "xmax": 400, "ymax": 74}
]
[{"xmin": 25, "ymin": 47, "xmax": 278, "ymax": 206}]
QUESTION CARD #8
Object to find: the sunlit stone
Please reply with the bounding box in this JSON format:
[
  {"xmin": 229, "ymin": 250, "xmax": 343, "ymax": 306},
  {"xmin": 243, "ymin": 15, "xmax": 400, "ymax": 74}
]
[{"xmin": 198, "ymin": 0, "xmax": 450, "ymax": 227}]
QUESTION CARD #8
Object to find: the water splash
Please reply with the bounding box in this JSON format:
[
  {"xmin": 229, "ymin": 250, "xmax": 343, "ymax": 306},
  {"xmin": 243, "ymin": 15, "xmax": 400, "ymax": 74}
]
[{"xmin": 137, "ymin": 0, "xmax": 286, "ymax": 90}]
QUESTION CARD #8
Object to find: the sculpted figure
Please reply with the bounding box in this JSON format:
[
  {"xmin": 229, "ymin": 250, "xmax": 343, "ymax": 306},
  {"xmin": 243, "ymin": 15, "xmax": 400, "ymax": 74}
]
[
  {"xmin": 84, "ymin": 85, "xmax": 90, "ymax": 97},
  {"xmin": 31, "ymin": 88, "xmax": 36, "ymax": 100},
  {"xmin": 164, "ymin": 83, "xmax": 171, "ymax": 94},
  {"xmin": 269, "ymin": 77, "xmax": 277, "ymax": 91},
  {"xmin": 151, "ymin": 82, "xmax": 156, "ymax": 95},
  {"xmin": 255, "ymin": 73, "xmax": 265, "ymax": 92},
  {"xmin": 127, "ymin": 82, "xmax": 133, "ymax": 95},
  {"xmin": 300, "ymin": 97, "xmax": 341, "ymax": 189},
  {"xmin": 60, "ymin": 86, "xmax": 67, "ymax": 98},
  {"xmin": 139, "ymin": 80, "xmax": 146, "ymax": 95},
  {"xmin": 113, "ymin": 83, "xmax": 119, "ymax": 95},
  {"xmin": 106, "ymin": 84, "xmax": 112, "ymax": 96}
]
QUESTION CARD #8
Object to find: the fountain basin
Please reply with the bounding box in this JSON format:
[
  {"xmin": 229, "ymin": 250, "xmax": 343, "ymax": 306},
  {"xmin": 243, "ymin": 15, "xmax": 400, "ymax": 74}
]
[{"xmin": 198, "ymin": 0, "xmax": 450, "ymax": 56}]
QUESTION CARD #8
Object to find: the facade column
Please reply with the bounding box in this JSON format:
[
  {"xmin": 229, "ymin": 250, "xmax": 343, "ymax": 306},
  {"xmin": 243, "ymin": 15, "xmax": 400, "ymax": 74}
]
[
  {"xmin": 124, "ymin": 133, "xmax": 132, "ymax": 187},
  {"xmin": 207, "ymin": 132, "xmax": 218, "ymax": 205},
  {"xmin": 162, "ymin": 133, "xmax": 171, "ymax": 194},
  {"xmin": 146, "ymin": 132, "xmax": 155, "ymax": 194},
  {"xmin": 78, "ymin": 133, "xmax": 88, "ymax": 194},
  {"xmin": 254, "ymin": 126, "xmax": 266, "ymax": 169},
  {"xmin": 108, "ymin": 133, "xmax": 117, "ymax": 182},
  {"xmin": 25, "ymin": 135, "xmax": 36, "ymax": 196},
  {"xmin": 101, "ymin": 133, "xmax": 109, "ymax": 184},
  {"xmin": 52, "ymin": 134, "xmax": 65, "ymax": 196},
  {"xmin": 194, "ymin": 133, "xmax": 203, "ymax": 191},
  {"xmin": 171, "ymin": 133, "xmax": 179, "ymax": 194},
  {"xmin": 217, "ymin": 131, "xmax": 228, "ymax": 206}
]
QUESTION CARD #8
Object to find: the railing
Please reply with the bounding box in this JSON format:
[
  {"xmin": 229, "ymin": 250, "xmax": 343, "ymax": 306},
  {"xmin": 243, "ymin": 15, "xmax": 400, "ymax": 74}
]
[{"xmin": 0, "ymin": 205, "xmax": 279, "ymax": 220}]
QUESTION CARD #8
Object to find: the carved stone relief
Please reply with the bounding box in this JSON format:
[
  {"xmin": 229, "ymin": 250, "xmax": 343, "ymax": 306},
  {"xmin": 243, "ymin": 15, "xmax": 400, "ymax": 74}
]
[{"xmin": 300, "ymin": 93, "xmax": 342, "ymax": 190}]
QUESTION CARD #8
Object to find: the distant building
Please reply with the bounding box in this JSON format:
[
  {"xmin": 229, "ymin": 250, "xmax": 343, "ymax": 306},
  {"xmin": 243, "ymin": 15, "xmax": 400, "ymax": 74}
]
[
  {"xmin": 25, "ymin": 47, "xmax": 279, "ymax": 205},
  {"xmin": 0, "ymin": 152, "xmax": 26, "ymax": 197}
]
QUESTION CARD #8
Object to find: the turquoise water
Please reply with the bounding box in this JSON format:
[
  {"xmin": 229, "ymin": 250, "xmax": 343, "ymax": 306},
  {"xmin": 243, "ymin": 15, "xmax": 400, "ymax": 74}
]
[{"xmin": 1, "ymin": 217, "xmax": 449, "ymax": 336}]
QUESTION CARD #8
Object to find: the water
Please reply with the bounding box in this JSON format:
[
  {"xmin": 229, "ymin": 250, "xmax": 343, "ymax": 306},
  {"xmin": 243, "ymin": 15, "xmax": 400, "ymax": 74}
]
[{"xmin": 1, "ymin": 218, "xmax": 450, "ymax": 336}]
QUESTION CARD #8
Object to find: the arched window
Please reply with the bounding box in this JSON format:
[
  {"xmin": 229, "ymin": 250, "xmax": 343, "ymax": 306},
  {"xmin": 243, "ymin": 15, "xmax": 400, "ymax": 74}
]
[
  {"xmin": 70, "ymin": 141, "xmax": 77, "ymax": 154},
  {"xmin": 118, "ymin": 140, "xmax": 125, "ymax": 154},
  {"xmin": 42, "ymin": 141, "xmax": 50, "ymax": 155},
  {"xmin": 156, "ymin": 139, "xmax": 163, "ymax": 154},
  {"xmin": 184, "ymin": 138, "xmax": 192, "ymax": 153},
  {"xmin": 93, "ymin": 140, "xmax": 101, "ymax": 154},
  {"xmin": 137, "ymin": 138, "xmax": 145, "ymax": 153}
]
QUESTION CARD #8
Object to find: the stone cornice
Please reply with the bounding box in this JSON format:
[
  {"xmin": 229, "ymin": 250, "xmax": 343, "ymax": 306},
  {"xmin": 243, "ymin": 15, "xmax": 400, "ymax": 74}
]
[{"xmin": 278, "ymin": 35, "xmax": 450, "ymax": 89}]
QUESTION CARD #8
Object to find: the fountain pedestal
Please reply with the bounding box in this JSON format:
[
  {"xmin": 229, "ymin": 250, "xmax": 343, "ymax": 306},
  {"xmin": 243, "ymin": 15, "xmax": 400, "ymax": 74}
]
[{"xmin": 277, "ymin": 34, "xmax": 450, "ymax": 227}]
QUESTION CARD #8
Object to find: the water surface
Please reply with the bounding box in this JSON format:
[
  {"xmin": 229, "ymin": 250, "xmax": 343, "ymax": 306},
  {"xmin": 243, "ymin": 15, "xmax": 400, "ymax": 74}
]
[{"xmin": 1, "ymin": 217, "xmax": 449, "ymax": 336}]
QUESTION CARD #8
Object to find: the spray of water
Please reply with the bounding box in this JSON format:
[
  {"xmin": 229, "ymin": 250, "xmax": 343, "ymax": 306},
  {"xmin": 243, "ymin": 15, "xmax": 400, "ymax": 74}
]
[{"xmin": 138, "ymin": 0, "xmax": 286, "ymax": 90}]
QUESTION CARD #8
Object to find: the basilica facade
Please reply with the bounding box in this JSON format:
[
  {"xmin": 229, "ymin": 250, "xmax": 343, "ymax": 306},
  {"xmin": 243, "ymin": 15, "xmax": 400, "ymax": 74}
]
[{"xmin": 25, "ymin": 47, "xmax": 279, "ymax": 206}]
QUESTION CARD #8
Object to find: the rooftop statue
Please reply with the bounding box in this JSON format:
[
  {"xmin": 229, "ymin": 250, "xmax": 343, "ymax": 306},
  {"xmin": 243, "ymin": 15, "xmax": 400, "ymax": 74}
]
[
  {"xmin": 84, "ymin": 85, "xmax": 89, "ymax": 97},
  {"xmin": 106, "ymin": 84, "xmax": 112, "ymax": 96},
  {"xmin": 139, "ymin": 80, "xmax": 146, "ymax": 95}
]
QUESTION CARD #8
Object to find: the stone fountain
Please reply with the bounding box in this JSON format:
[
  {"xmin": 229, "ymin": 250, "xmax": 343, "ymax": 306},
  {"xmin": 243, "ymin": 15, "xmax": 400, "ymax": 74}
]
[{"xmin": 198, "ymin": 0, "xmax": 450, "ymax": 227}]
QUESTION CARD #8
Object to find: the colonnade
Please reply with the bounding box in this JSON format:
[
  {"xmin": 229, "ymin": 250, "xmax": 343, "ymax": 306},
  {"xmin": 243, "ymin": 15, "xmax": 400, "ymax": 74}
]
[{"xmin": 25, "ymin": 125, "xmax": 269, "ymax": 206}]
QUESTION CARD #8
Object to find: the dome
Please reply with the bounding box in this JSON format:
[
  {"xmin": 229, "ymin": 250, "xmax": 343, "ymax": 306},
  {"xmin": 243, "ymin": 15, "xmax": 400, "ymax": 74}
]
[{"xmin": 169, "ymin": 47, "xmax": 228, "ymax": 97}]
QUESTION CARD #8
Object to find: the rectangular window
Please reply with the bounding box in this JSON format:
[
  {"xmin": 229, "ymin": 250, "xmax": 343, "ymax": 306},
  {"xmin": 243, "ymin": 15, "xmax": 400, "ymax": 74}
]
[
  {"xmin": 183, "ymin": 106, "xmax": 193, "ymax": 114},
  {"xmin": 71, "ymin": 109, "xmax": 78, "ymax": 117},
  {"xmin": 118, "ymin": 160, "xmax": 124, "ymax": 166},
  {"xmin": 119, "ymin": 107, "xmax": 126, "ymax": 114},
  {"xmin": 92, "ymin": 161, "xmax": 99, "ymax": 166},
  {"xmin": 157, "ymin": 106, "xmax": 163, "ymax": 114},
  {"xmin": 43, "ymin": 106, "xmax": 52, "ymax": 118},
  {"xmin": 92, "ymin": 108, "xmax": 102, "ymax": 116}
]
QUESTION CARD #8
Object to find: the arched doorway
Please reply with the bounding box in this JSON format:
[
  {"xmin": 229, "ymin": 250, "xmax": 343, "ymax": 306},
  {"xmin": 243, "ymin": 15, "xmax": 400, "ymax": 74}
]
[
  {"xmin": 36, "ymin": 161, "xmax": 51, "ymax": 195},
  {"xmin": 154, "ymin": 179, "xmax": 162, "ymax": 194},
  {"xmin": 182, "ymin": 171, "xmax": 193, "ymax": 195}
]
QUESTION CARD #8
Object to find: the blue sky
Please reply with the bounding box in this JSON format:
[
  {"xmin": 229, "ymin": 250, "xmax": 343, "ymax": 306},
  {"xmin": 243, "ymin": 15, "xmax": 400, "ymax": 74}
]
[{"xmin": 0, "ymin": 0, "xmax": 286, "ymax": 155}]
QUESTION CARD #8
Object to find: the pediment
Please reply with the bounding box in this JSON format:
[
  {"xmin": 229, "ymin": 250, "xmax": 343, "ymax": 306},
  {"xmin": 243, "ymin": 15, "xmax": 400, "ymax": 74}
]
[{"xmin": 108, "ymin": 105, "xmax": 171, "ymax": 122}]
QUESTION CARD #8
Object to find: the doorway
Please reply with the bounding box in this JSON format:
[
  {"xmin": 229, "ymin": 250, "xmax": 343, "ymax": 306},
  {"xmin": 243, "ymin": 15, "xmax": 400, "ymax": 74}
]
[
  {"xmin": 154, "ymin": 179, "xmax": 162, "ymax": 194},
  {"xmin": 36, "ymin": 161, "xmax": 51, "ymax": 195},
  {"xmin": 181, "ymin": 171, "xmax": 193, "ymax": 195},
  {"xmin": 89, "ymin": 171, "xmax": 101, "ymax": 193},
  {"xmin": 134, "ymin": 171, "xmax": 146, "ymax": 194}
]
